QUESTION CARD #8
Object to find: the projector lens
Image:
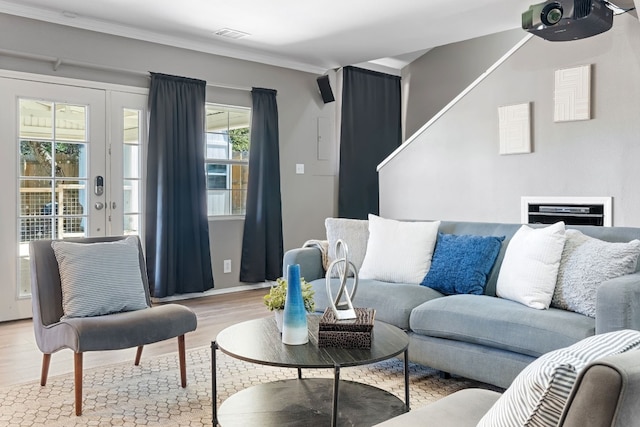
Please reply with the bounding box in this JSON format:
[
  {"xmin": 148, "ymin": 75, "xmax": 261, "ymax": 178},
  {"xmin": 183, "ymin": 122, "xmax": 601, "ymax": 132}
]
[{"xmin": 541, "ymin": 3, "xmax": 563, "ymax": 26}]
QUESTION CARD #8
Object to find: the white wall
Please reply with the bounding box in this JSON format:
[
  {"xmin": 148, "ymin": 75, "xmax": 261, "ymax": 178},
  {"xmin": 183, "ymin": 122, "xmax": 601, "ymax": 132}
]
[
  {"xmin": 0, "ymin": 13, "xmax": 338, "ymax": 291},
  {"xmin": 402, "ymin": 28, "xmax": 525, "ymax": 139},
  {"xmin": 381, "ymin": 13, "xmax": 640, "ymax": 227}
]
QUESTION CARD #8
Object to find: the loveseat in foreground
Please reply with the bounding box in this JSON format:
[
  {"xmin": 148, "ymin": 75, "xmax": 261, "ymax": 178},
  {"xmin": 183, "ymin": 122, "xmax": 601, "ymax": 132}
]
[
  {"xmin": 374, "ymin": 350, "xmax": 640, "ymax": 427},
  {"xmin": 283, "ymin": 219, "xmax": 640, "ymax": 389}
]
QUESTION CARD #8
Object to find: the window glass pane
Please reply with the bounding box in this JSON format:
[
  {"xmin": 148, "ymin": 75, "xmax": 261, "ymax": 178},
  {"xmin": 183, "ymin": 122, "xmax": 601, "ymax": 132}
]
[
  {"xmin": 124, "ymin": 214, "xmax": 140, "ymax": 235},
  {"xmin": 207, "ymin": 164, "xmax": 227, "ymax": 174},
  {"xmin": 230, "ymin": 164, "xmax": 249, "ymax": 215},
  {"xmin": 124, "ymin": 144, "xmax": 140, "ymax": 178},
  {"xmin": 19, "ymin": 99, "xmax": 53, "ymax": 139},
  {"xmin": 20, "ymin": 141, "xmax": 52, "ymax": 177},
  {"xmin": 54, "ymin": 142, "xmax": 87, "ymax": 178},
  {"xmin": 206, "ymin": 132, "xmax": 229, "ymax": 159},
  {"xmin": 207, "ymin": 175, "xmax": 227, "ymax": 190},
  {"xmin": 230, "ymin": 128, "xmax": 250, "ymax": 160},
  {"xmin": 55, "ymin": 103, "xmax": 87, "ymax": 142},
  {"xmin": 205, "ymin": 103, "xmax": 250, "ymax": 216},
  {"xmin": 123, "ymin": 179, "xmax": 140, "ymax": 214},
  {"xmin": 122, "ymin": 108, "xmax": 142, "ymax": 235},
  {"xmin": 205, "ymin": 107, "xmax": 229, "ymax": 133},
  {"xmin": 123, "ymin": 109, "xmax": 140, "ymax": 144},
  {"xmin": 205, "ymin": 163, "xmax": 248, "ymax": 215}
]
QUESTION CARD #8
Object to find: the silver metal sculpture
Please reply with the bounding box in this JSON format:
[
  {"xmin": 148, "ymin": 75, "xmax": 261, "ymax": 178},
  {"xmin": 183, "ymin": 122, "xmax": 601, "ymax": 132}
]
[{"xmin": 325, "ymin": 239, "xmax": 359, "ymax": 320}]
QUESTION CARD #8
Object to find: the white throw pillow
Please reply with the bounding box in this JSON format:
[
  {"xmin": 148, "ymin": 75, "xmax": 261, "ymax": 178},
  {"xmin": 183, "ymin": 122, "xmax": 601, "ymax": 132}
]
[
  {"xmin": 477, "ymin": 329, "xmax": 640, "ymax": 427},
  {"xmin": 325, "ymin": 218, "xmax": 369, "ymax": 278},
  {"xmin": 496, "ymin": 222, "xmax": 566, "ymax": 309},
  {"xmin": 358, "ymin": 215, "xmax": 440, "ymax": 284},
  {"xmin": 52, "ymin": 237, "xmax": 150, "ymax": 319},
  {"xmin": 552, "ymin": 230, "xmax": 640, "ymax": 317}
]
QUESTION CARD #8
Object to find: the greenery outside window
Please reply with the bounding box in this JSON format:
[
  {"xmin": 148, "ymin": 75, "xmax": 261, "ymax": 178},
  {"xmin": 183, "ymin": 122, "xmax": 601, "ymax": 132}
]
[{"xmin": 205, "ymin": 103, "xmax": 251, "ymax": 216}]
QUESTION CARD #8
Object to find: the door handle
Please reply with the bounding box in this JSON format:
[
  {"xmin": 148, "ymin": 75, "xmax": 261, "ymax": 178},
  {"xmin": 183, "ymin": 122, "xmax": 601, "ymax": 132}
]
[{"xmin": 94, "ymin": 202, "xmax": 104, "ymax": 210}]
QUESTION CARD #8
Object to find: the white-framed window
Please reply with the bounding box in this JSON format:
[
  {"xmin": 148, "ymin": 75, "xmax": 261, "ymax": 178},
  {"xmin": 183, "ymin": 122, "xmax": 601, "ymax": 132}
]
[{"xmin": 205, "ymin": 103, "xmax": 251, "ymax": 216}]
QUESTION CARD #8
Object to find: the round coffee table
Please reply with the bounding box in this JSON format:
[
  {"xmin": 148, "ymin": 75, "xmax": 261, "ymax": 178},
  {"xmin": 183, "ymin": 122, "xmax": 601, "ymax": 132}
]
[{"xmin": 212, "ymin": 315, "xmax": 409, "ymax": 426}]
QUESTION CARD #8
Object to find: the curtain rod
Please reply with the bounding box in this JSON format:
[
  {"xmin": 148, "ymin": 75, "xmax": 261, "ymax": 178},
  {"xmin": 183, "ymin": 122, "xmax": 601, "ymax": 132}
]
[{"xmin": 0, "ymin": 48, "xmax": 252, "ymax": 92}]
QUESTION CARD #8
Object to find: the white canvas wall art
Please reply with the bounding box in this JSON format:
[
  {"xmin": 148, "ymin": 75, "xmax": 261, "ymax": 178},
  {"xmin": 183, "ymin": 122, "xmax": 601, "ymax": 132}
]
[
  {"xmin": 554, "ymin": 65, "xmax": 591, "ymax": 122},
  {"xmin": 498, "ymin": 102, "xmax": 531, "ymax": 155}
]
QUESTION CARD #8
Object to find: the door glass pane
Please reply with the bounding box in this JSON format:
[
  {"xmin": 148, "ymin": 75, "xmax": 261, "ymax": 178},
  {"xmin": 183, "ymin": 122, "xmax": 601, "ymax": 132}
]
[
  {"xmin": 55, "ymin": 104, "xmax": 86, "ymax": 141},
  {"xmin": 18, "ymin": 178, "xmax": 53, "ymax": 297},
  {"xmin": 17, "ymin": 99, "xmax": 89, "ymax": 298},
  {"xmin": 54, "ymin": 142, "xmax": 87, "ymax": 178},
  {"xmin": 55, "ymin": 179, "xmax": 87, "ymax": 238},
  {"xmin": 19, "ymin": 99, "xmax": 53, "ymax": 139},
  {"xmin": 20, "ymin": 141, "xmax": 52, "ymax": 177},
  {"xmin": 19, "ymin": 179, "xmax": 53, "ymax": 240},
  {"xmin": 123, "ymin": 108, "xmax": 142, "ymax": 235}
]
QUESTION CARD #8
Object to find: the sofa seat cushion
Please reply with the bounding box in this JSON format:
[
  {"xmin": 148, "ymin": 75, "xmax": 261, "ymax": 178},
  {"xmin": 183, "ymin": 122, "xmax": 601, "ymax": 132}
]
[
  {"xmin": 309, "ymin": 278, "xmax": 443, "ymax": 330},
  {"xmin": 373, "ymin": 388, "xmax": 501, "ymax": 427},
  {"xmin": 410, "ymin": 294, "xmax": 595, "ymax": 357}
]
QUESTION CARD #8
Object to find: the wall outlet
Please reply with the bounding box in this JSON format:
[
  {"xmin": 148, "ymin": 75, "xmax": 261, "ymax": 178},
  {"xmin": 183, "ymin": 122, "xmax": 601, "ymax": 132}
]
[
  {"xmin": 296, "ymin": 163, "xmax": 305, "ymax": 174},
  {"xmin": 223, "ymin": 259, "xmax": 232, "ymax": 274}
]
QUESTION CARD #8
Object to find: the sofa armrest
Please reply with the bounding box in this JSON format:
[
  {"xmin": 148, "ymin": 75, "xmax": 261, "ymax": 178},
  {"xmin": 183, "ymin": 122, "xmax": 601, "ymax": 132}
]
[
  {"xmin": 596, "ymin": 272, "xmax": 640, "ymax": 334},
  {"xmin": 282, "ymin": 247, "xmax": 325, "ymax": 282},
  {"xmin": 560, "ymin": 351, "xmax": 640, "ymax": 427}
]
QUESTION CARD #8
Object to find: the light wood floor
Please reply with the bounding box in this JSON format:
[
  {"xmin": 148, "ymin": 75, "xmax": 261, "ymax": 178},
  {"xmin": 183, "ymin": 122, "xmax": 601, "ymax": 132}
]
[{"xmin": 0, "ymin": 289, "xmax": 270, "ymax": 387}]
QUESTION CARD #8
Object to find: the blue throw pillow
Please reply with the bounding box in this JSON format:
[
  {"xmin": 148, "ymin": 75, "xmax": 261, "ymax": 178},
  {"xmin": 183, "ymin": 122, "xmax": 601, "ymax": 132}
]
[{"xmin": 421, "ymin": 233, "xmax": 505, "ymax": 295}]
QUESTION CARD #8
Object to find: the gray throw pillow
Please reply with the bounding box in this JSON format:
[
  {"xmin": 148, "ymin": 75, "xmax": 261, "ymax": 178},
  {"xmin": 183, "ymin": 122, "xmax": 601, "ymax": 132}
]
[
  {"xmin": 325, "ymin": 218, "xmax": 369, "ymax": 278},
  {"xmin": 552, "ymin": 230, "xmax": 640, "ymax": 317},
  {"xmin": 52, "ymin": 237, "xmax": 150, "ymax": 319}
]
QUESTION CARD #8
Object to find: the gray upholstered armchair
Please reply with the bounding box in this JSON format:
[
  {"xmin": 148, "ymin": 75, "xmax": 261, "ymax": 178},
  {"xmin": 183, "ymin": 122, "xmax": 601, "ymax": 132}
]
[{"xmin": 29, "ymin": 235, "xmax": 198, "ymax": 416}]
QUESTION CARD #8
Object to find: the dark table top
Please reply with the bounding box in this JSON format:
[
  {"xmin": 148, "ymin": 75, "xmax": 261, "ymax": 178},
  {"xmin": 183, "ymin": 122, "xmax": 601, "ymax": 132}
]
[{"xmin": 215, "ymin": 315, "xmax": 408, "ymax": 369}]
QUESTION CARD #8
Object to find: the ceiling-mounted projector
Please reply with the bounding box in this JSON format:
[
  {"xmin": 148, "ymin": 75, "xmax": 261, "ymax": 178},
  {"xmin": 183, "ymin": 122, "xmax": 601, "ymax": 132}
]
[{"xmin": 522, "ymin": 0, "xmax": 613, "ymax": 41}]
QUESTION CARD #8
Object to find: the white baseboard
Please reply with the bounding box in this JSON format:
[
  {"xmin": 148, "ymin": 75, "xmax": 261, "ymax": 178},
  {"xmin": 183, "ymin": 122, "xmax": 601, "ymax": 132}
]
[{"xmin": 151, "ymin": 282, "xmax": 275, "ymax": 303}]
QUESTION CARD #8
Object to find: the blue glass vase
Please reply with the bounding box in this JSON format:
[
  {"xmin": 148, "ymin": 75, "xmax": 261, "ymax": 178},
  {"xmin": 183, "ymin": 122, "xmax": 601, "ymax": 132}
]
[{"xmin": 282, "ymin": 264, "xmax": 309, "ymax": 345}]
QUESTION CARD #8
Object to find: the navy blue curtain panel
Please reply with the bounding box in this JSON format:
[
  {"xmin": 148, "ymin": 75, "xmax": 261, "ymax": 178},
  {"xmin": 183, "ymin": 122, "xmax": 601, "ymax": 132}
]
[
  {"xmin": 338, "ymin": 66, "xmax": 402, "ymax": 219},
  {"xmin": 240, "ymin": 88, "xmax": 284, "ymax": 282},
  {"xmin": 145, "ymin": 72, "xmax": 214, "ymax": 297}
]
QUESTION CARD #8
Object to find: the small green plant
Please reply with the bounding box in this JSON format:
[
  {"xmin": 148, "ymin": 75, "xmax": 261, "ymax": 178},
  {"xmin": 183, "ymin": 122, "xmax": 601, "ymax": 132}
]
[{"xmin": 264, "ymin": 277, "xmax": 315, "ymax": 313}]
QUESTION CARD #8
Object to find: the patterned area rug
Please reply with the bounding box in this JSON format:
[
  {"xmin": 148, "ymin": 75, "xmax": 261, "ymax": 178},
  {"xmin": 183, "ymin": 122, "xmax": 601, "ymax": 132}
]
[{"xmin": 0, "ymin": 345, "xmax": 500, "ymax": 426}]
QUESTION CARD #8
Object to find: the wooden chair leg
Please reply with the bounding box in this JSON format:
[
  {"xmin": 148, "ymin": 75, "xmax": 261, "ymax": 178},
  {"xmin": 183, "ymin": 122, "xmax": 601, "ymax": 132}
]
[
  {"xmin": 178, "ymin": 335, "xmax": 187, "ymax": 388},
  {"xmin": 40, "ymin": 353, "xmax": 51, "ymax": 386},
  {"xmin": 134, "ymin": 345, "xmax": 144, "ymax": 366},
  {"xmin": 74, "ymin": 352, "xmax": 83, "ymax": 416}
]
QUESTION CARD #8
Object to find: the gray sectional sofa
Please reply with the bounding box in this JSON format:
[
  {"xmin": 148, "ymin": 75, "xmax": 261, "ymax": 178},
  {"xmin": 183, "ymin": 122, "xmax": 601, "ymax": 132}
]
[{"xmin": 283, "ymin": 220, "xmax": 640, "ymax": 388}]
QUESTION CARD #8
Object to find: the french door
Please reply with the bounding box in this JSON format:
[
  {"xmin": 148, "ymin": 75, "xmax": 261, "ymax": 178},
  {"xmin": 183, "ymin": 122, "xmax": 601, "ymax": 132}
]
[{"xmin": 0, "ymin": 76, "xmax": 147, "ymax": 321}]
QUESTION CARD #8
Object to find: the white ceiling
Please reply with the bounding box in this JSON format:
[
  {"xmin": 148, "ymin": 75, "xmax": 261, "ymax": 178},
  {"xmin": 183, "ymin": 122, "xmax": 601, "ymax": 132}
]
[{"xmin": 0, "ymin": 0, "xmax": 634, "ymax": 74}]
